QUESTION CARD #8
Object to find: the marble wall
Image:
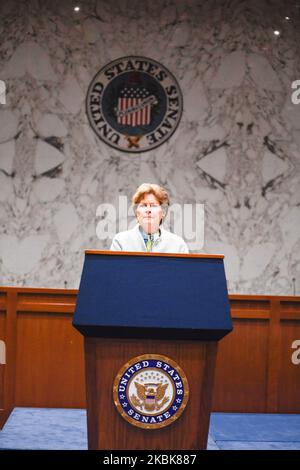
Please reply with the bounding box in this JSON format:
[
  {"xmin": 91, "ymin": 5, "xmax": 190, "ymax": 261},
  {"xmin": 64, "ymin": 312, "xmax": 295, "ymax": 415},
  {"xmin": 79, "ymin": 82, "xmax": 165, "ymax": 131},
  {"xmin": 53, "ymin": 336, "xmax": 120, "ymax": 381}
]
[{"xmin": 0, "ymin": 0, "xmax": 300, "ymax": 294}]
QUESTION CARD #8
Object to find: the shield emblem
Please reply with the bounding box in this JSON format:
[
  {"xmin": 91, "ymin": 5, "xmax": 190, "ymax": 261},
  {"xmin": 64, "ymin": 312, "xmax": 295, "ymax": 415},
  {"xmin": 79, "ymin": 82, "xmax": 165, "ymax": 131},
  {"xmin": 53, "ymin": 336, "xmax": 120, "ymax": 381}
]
[{"xmin": 117, "ymin": 87, "xmax": 152, "ymax": 126}]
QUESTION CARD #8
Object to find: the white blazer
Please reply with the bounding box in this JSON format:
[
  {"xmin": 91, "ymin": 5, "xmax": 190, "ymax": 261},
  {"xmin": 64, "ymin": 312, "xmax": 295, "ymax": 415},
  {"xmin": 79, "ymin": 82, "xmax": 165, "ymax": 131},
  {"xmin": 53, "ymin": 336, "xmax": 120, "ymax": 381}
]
[{"xmin": 110, "ymin": 224, "xmax": 189, "ymax": 253}]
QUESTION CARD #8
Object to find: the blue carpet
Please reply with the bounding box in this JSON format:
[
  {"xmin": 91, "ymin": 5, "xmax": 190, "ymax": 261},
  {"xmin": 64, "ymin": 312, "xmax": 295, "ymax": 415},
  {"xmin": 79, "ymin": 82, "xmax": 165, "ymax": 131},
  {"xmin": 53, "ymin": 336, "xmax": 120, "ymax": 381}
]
[
  {"xmin": 0, "ymin": 408, "xmax": 87, "ymax": 450},
  {"xmin": 210, "ymin": 413, "xmax": 300, "ymax": 449},
  {"xmin": 0, "ymin": 408, "xmax": 300, "ymax": 450}
]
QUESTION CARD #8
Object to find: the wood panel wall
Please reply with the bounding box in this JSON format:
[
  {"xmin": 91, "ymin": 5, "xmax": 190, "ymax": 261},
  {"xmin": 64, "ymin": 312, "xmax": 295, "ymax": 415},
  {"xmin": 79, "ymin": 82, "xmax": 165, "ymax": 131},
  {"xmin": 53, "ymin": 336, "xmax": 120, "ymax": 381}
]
[{"xmin": 0, "ymin": 287, "xmax": 300, "ymax": 429}]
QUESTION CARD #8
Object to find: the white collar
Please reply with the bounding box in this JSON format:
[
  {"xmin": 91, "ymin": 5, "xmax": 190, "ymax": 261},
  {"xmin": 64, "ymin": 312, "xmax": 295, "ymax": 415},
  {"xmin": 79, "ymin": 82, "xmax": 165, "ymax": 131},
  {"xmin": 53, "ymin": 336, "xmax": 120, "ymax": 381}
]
[{"xmin": 139, "ymin": 225, "xmax": 161, "ymax": 241}]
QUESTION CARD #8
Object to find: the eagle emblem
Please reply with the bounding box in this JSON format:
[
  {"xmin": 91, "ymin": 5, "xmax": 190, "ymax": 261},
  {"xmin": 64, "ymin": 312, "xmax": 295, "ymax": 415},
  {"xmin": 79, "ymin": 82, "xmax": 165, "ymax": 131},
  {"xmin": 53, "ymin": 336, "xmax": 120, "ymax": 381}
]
[
  {"xmin": 131, "ymin": 382, "xmax": 169, "ymax": 412},
  {"xmin": 113, "ymin": 354, "xmax": 189, "ymax": 429}
]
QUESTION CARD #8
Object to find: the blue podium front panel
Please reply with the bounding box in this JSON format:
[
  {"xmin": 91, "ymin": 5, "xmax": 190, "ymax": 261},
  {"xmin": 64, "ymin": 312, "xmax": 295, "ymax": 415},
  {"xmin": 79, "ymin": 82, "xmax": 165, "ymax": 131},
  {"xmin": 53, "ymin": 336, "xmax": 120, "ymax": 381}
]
[{"xmin": 73, "ymin": 252, "xmax": 232, "ymax": 341}]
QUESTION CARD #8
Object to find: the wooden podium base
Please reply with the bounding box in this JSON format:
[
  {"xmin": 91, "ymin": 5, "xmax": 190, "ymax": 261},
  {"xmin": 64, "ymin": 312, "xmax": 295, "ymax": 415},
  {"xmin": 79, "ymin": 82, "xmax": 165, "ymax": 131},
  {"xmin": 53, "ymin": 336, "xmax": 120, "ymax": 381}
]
[{"xmin": 84, "ymin": 337, "xmax": 218, "ymax": 450}]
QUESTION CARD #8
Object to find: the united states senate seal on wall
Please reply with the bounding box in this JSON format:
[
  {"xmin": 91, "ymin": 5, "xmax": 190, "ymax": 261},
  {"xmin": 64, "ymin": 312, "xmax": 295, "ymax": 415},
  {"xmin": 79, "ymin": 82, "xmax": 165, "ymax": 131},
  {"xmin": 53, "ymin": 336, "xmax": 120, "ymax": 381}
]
[
  {"xmin": 113, "ymin": 354, "xmax": 189, "ymax": 429},
  {"xmin": 86, "ymin": 56, "xmax": 183, "ymax": 153}
]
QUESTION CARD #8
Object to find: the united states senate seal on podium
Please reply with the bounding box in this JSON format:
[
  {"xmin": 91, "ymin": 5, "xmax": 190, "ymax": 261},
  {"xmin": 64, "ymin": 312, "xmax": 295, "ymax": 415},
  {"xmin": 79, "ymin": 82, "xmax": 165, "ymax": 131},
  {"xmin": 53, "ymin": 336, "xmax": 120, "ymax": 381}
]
[{"xmin": 113, "ymin": 354, "xmax": 189, "ymax": 429}]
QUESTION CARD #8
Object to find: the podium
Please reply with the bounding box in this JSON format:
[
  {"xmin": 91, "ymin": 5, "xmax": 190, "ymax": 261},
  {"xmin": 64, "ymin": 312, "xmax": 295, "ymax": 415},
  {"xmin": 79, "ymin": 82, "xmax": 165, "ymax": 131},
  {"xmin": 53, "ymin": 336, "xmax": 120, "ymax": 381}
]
[{"xmin": 73, "ymin": 250, "xmax": 232, "ymax": 450}]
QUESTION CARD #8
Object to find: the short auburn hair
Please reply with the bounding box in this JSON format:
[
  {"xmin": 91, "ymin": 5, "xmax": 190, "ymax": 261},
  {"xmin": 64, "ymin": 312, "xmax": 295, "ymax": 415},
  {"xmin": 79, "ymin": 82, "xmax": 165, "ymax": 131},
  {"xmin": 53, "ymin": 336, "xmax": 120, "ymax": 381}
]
[{"xmin": 132, "ymin": 183, "xmax": 170, "ymax": 206}]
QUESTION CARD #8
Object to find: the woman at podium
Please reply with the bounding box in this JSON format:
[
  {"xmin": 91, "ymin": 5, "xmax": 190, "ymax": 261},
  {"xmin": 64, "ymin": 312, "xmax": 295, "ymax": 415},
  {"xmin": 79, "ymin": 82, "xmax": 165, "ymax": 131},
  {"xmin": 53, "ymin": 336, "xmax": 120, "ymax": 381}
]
[{"xmin": 110, "ymin": 183, "xmax": 189, "ymax": 253}]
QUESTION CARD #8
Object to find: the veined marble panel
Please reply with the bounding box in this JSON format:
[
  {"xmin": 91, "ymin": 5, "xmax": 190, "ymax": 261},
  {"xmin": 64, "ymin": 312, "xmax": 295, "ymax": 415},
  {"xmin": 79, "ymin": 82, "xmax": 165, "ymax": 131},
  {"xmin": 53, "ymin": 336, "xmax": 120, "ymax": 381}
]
[{"xmin": 0, "ymin": 0, "xmax": 299, "ymax": 294}]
